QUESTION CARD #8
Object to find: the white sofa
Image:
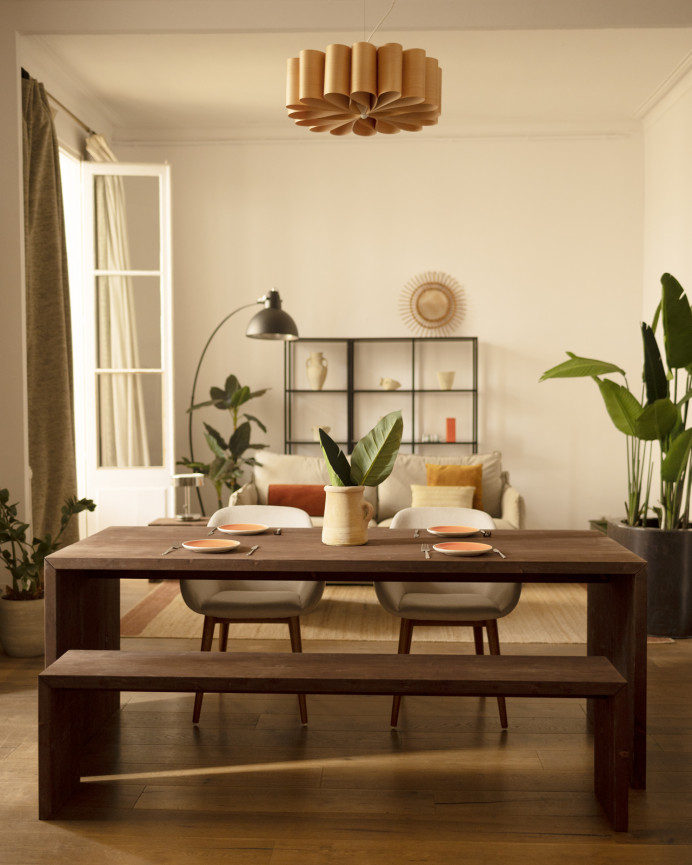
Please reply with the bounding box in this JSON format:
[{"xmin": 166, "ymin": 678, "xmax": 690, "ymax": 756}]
[{"xmin": 230, "ymin": 450, "xmax": 525, "ymax": 530}]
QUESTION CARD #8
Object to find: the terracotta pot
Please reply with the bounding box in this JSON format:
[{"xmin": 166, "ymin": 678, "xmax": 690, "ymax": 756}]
[
  {"xmin": 321, "ymin": 485, "xmax": 374, "ymax": 546},
  {"xmin": 606, "ymin": 520, "xmax": 692, "ymax": 637},
  {"xmin": 0, "ymin": 597, "xmax": 45, "ymax": 657}
]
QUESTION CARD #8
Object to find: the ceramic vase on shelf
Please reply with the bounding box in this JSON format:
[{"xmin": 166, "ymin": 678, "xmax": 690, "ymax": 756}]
[
  {"xmin": 306, "ymin": 352, "xmax": 328, "ymax": 391},
  {"xmin": 321, "ymin": 485, "xmax": 374, "ymax": 546}
]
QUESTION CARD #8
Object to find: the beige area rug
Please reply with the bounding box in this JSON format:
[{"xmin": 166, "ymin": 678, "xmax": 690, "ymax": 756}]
[{"xmin": 121, "ymin": 581, "xmax": 588, "ymax": 644}]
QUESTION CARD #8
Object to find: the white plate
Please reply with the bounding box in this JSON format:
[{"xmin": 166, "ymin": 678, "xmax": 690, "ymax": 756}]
[
  {"xmin": 427, "ymin": 525, "xmax": 486, "ymax": 538},
  {"xmin": 432, "ymin": 541, "xmax": 493, "ymax": 557},
  {"xmin": 216, "ymin": 523, "xmax": 269, "ymax": 535},
  {"xmin": 182, "ymin": 538, "xmax": 241, "ymax": 553}
]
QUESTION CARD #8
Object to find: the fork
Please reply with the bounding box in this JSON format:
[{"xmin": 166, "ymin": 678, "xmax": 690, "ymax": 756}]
[
  {"xmin": 421, "ymin": 543, "xmax": 431, "ymax": 559},
  {"xmin": 207, "ymin": 527, "xmax": 217, "ymax": 536},
  {"xmin": 161, "ymin": 542, "xmax": 182, "ymax": 556},
  {"xmin": 492, "ymin": 547, "xmax": 507, "ymax": 559}
]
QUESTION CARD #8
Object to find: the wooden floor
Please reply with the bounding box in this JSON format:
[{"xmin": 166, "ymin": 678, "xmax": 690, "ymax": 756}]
[{"xmin": 2, "ymin": 630, "xmax": 692, "ymax": 864}]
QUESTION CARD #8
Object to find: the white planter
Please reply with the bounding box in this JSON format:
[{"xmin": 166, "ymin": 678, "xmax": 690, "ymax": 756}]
[
  {"xmin": 321, "ymin": 485, "xmax": 374, "ymax": 546},
  {"xmin": 0, "ymin": 597, "xmax": 45, "ymax": 658}
]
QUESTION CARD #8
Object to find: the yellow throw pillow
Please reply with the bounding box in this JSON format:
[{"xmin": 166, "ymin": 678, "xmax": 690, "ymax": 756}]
[
  {"xmin": 410, "ymin": 484, "xmax": 476, "ymax": 509},
  {"xmin": 426, "ymin": 463, "xmax": 483, "ymax": 510}
]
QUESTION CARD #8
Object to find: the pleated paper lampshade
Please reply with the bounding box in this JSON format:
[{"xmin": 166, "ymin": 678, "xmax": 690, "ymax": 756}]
[{"xmin": 286, "ymin": 42, "xmax": 441, "ymax": 136}]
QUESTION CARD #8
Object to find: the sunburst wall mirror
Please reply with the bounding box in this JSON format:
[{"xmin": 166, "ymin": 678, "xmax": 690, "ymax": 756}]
[{"xmin": 399, "ymin": 271, "xmax": 465, "ymax": 336}]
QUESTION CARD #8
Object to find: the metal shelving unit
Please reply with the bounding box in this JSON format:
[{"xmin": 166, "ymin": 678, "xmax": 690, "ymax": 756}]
[{"xmin": 284, "ymin": 336, "xmax": 478, "ymax": 454}]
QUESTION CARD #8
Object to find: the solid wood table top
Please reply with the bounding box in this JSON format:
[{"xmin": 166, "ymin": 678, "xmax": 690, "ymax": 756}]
[{"xmin": 45, "ymin": 526, "xmax": 646, "ymax": 581}]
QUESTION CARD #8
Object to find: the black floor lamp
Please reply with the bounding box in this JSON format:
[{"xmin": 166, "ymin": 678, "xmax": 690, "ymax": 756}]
[{"xmin": 185, "ymin": 288, "xmax": 299, "ymax": 510}]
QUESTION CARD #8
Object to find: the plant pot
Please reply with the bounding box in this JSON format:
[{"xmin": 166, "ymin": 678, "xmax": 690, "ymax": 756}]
[
  {"xmin": 321, "ymin": 485, "xmax": 375, "ymax": 546},
  {"xmin": 606, "ymin": 520, "xmax": 692, "ymax": 638},
  {"xmin": 0, "ymin": 596, "xmax": 45, "ymax": 657}
]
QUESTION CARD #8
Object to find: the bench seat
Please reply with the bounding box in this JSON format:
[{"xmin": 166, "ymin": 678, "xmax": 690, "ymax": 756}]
[{"xmin": 39, "ymin": 650, "xmax": 629, "ymax": 829}]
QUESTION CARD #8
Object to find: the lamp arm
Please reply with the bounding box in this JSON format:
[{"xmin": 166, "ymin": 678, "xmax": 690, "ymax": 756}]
[{"xmin": 187, "ymin": 301, "xmax": 259, "ymax": 464}]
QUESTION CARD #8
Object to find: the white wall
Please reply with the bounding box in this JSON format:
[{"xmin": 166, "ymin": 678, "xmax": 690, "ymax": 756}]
[
  {"xmin": 643, "ymin": 68, "xmax": 692, "ymax": 308},
  {"xmin": 118, "ymin": 135, "xmax": 645, "ymax": 527}
]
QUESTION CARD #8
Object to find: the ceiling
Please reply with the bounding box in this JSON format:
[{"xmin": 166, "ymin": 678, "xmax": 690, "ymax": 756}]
[{"xmin": 23, "ymin": 0, "xmax": 692, "ymax": 142}]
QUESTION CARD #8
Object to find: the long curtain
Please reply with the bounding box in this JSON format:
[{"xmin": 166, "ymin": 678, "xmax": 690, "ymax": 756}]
[
  {"xmin": 21, "ymin": 76, "xmax": 78, "ymax": 544},
  {"xmin": 86, "ymin": 134, "xmax": 150, "ymax": 467}
]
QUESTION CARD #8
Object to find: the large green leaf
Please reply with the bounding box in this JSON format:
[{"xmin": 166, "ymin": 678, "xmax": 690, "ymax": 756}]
[
  {"xmin": 641, "ymin": 323, "xmax": 668, "ymax": 404},
  {"xmin": 318, "ymin": 428, "xmax": 351, "ymax": 486},
  {"xmin": 661, "ymin": 428, "xmax": 692, "ymax": 482},
  {"xmin": 661, "ymin": 273, "xmax": 692, "ymax": 370},
  {"xmin": 595, "ymin": 378, "xmax": 643, "ymax": 436},
  {"xmin": 350, "ymin": 410, "xmax": 403, "ymax": 487},
  {"xmin": 229, "ymin": 385, "xmax": 251, "ymax": 409},
  {"xmin": 228, "ymin": 421, "xmax": 251, "ymax": 458},
  {"xmin": 539, "ymin": 353, "xmax": 626, "ymax": 381},
  {"xmin": 633, "ymin": 398, "xmax": 678, "ymax": 441}
]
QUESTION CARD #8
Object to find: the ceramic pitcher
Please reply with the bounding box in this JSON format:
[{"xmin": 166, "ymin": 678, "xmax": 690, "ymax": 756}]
[
  {"xmin": 321, "ymin": 485, "xmax": 374, "ymax": 546},
  {"xmin": 306, "ymin": 351, "xmax": 328, "ymax": 390}
]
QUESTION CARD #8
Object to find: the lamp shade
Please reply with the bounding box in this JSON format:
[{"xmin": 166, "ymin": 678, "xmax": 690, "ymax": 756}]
[{"xmin": 246, "ymin": 289, "xmax": 299, "ymax": 340}]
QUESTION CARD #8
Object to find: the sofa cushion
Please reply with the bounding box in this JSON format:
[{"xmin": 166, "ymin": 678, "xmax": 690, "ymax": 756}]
[
  {"xmin": 268, "ymin": 484, "xmax": 327, "ymax": 516},
  {"xmin": 228, "ymin": 481, "xmax": 258, "ymax": 507},
  {"xmin": 378, "ymin": 451, "xmax": 504, "ymax": 520},
  {"xmin": 253, "ymin": 452, "xmax": 331, "ymax": 504},
  {"xmin": 425, "ymin": 463, "xmax": 483, "ymax": 510},
  {"xmin": 410, "ymin": 484, "xmax": 476, "ymax": 509}
]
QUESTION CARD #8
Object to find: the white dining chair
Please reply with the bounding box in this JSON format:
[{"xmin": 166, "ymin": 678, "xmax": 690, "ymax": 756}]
[
  {"xmin": 180, "ymin": 504, "xmax": 324, "ymax": 724},
  {"xmin": 378, "ymin": 506, "xmax": 522, "ymax": 728}
]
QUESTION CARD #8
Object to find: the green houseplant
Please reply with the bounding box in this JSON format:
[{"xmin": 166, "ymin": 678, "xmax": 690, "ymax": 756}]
[
  {"xmin": 0, "ymin": 488, "xmax": 95, "ymax": 656},
  {"xmin": 318, "ymin": 410, "xmax": 403, "ymax": 545},
  {"xmin": 179, "ymin": 374, "xmax": 269, "ymax": 512},
  {"xmin": 540, "ymin": 272, "xmax": 692, "ymax": 635}
]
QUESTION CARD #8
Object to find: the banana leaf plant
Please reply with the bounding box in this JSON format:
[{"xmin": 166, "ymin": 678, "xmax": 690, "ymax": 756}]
[
  {"xmin": 540, "ymin": 273, "xmax": 692, "ymax": 530},
  {"xmin": 178, "ymin": 374, "xmax": 269, "ymax": 511},
  {"xmin": 319, "ymin": 410, "xmax": 404, "ymax": 487}
]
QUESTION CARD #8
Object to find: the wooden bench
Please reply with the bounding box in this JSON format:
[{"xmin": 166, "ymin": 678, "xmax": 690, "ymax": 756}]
[{"xmin": 38, "ymin": 650, "xmax": 629, "ymax": 829}]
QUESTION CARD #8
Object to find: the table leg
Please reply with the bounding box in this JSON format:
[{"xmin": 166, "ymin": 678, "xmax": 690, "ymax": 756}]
[
  {"xmin": 44, "ymin": 563, "xmax": 121, "ymax": 737},
  {"xmin": 587, "ymin": 567, "xmax": 647, "ymax": 789}
]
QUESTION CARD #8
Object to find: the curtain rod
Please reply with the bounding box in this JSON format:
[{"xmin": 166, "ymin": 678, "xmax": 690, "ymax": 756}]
[{"xmin": 22, "ymin": 67, "xmax": 96, "ymax": 135}]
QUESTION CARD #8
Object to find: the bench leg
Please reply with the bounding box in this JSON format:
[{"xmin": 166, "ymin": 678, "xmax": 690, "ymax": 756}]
[
  {"xmin": 593, "ymin": 688, "xmax": 630, "ymax": 831},
  {"xmin": 38, "ymin": 682, "xmax": 81, "ymax": 819}
]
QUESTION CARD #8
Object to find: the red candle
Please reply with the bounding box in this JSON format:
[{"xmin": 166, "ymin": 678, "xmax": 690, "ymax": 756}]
[{"xmin": 445, "ymin": 418, "xmax": 456, "ymax": 443}]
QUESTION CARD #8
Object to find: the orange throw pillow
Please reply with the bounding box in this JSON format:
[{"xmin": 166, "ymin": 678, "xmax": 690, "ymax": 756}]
[
  {"xmin": 425, "ymin": 463, "xmax": 483, "ymax": 510},
  {"xmin": 267, "ymin": 484, "xmax": 326, "ymax": 516}
]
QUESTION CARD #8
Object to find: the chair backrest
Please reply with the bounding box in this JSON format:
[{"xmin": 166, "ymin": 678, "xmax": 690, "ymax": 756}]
[
  {"xmin": 389, "ymin": 506, "xmax": 496, "ymax": 531},
  {"xmin": 207, "ymin": 504, "xmax": 313, "ymax": 528}
]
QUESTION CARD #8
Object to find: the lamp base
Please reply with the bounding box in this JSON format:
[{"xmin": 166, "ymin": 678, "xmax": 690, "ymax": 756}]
[{"xmin": 176, "ymin": 512, "xmax": 201, "ymax": 522}]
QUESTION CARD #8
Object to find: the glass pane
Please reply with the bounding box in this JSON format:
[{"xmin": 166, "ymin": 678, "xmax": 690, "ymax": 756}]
[
  {"xmin": 97, "ymin": 372, "xmax": 163, "ymax": 467},
  {"xmin": 93, "ymin": 174, "xmax": 160, "ymax": 271},
  {"xmin": 96, "ymin": 275, "xmax": 161, "ymax": 369}
]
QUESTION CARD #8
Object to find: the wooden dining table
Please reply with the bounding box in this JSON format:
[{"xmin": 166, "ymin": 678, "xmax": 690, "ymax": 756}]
[{"xmin": 44, "ymin": 525, "xmax": 648, "ymax": 789}]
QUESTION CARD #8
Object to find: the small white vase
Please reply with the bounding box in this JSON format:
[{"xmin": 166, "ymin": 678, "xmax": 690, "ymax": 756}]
[
  {"xmin": 0, "ymin": 597, "xmax": 45, "ymax": 657},
  {"xmin": 321, "ymin": 485, "xmax": 374, "ymax": 546},
  {"xmin": 306, "ymin": 352, "xmax": 328, "ymax": 391}
]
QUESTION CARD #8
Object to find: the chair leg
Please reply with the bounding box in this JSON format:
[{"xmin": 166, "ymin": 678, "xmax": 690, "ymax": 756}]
[
  {"xmin": 473, "ymin": 625, "xmax": 484, "ymax": 655},
  {"xmin": 193, "ymin": 616, "xmax": 216, "ymax": 724},
  {"xmin": 486, "ymin": 619, "xmax": 508, "ymax": 729},
  {"xmin": 218, "ymin": 622, "xmax": 229, "ymax": 652},
  {"xmin": 287, "ymin": 616, "xmax": 308, "ymax": 725},
  {"xmin": 391, "ymin": 619, "xmax": 414, "ymax": 727}
]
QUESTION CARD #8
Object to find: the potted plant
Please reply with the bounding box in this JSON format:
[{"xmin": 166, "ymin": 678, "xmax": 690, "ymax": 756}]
[
  {"xmin": 318, "ymin": 410, "xmax": 403, "ymax": 545},
  {"xmin": 179, "ymin": 374, "xmax": 269, "ymax": 513},
  {"xmin": 0, "ymin": 488, "xmax": 96, "ymax": 657},
  {"xmin": 540, "ymin": 273, "xmax": 692, "ymax": 635}
]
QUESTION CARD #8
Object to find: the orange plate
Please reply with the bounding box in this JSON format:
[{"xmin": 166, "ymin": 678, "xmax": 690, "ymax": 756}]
[
  {"xmin": 427, "ymin": 525, "xmax": 484, "ymax": 537},
  {"xmin": 432, "ymin": 541, "xmax": 493, "ymax": 557},
  {"xmin": 216, "ymin": 523, "xmax": 269, "ymax": 535},
  {"xmin": 181, "ymin": 538, "xmax": 241, "ymax": 553}
]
